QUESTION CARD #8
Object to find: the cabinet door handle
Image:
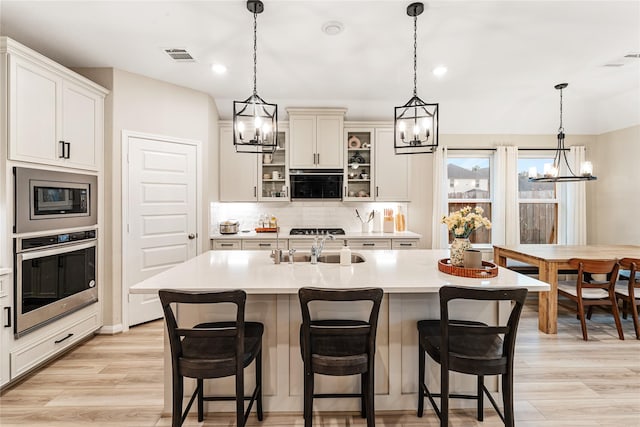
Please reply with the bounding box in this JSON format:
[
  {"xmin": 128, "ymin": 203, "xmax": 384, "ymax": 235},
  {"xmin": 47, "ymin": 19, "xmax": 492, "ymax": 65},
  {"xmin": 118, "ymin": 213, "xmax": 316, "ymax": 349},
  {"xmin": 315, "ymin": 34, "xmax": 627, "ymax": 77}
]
[
  {"xmin": 285, "ymin": 186, "xmax": 289, "ymax": 197},
  {"xmin": 4, "ymin": 307, "xmax": 10, "ymax": 328},
  {"xmin": 65, "ymin": 142, "xmax": 71, "ymax": 159},
  {"xmin": 258, "ymin": 243, "xmax": 272, "ymax": 247},
  {"xmin": 59, "ymin": 141, "xmax": 66, "ymax": 158},
  {"xmin": 316, "ymin": 153, "xmax": 320, "ymax": 165},
  {"xmin": 375, "ymin": 186, "xmax": 379, "ymax": 197},
  {"xmin": 344, "ymin": 186, "xmax": 347, "ymax": 196},
  {"xmin": 254, "ymin": 186, "xmax": 257, "ymax": 197},
  {"xmin": 54, "ymin": 333, "xmax": 74, "ymax": 344}
]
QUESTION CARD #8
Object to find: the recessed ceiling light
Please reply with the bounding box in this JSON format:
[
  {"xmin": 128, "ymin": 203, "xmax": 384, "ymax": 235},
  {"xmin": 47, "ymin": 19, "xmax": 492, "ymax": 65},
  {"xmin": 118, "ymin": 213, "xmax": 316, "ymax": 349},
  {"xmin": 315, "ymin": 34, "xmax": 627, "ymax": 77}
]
[
  {"xmin": 432, "ymin": 65, "xmax": 447, "ymax": 77},
  {"xmin": 322, "ymin": 21, "xmax": 344, "ymax": 36},
  {"xmin": 211, "ymin": 63, "xmax": 227, "ymax": 74}
]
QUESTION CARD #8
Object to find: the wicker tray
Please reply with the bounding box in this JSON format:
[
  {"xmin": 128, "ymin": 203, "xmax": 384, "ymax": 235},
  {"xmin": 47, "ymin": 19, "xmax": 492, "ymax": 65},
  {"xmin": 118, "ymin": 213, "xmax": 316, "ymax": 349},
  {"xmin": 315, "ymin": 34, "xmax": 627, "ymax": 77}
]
[
  {"xmin": 438, "ymin": 258, "xmax": 498, "ymax": 278},
  {"xmin": 255, "ymin": 227, "xmax": 279, "ymax": 233}
]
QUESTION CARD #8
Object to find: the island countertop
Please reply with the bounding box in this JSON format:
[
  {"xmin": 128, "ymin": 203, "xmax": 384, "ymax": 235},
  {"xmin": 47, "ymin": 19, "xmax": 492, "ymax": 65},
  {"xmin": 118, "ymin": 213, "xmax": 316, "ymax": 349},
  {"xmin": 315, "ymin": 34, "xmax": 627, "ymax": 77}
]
[{"xmin": 130, "ymin": 249, "xmax": 550, "ymax": 294}]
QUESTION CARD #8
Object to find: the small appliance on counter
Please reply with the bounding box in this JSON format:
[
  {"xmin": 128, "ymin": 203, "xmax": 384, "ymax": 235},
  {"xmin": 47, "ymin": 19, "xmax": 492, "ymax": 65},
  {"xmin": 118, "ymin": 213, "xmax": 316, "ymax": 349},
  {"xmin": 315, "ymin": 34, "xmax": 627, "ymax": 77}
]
[{"xmin": 219, "ymin": 220, "xmax": 240, "ymax": 234}]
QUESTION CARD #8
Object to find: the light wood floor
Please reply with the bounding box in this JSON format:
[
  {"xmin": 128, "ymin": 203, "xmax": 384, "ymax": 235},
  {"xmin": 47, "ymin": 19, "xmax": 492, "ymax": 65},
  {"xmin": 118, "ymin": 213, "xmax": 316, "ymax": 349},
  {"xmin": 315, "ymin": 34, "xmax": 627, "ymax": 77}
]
[{"xmin": 1, "ymin": 297, "xmax": 639, "ymax": 427}]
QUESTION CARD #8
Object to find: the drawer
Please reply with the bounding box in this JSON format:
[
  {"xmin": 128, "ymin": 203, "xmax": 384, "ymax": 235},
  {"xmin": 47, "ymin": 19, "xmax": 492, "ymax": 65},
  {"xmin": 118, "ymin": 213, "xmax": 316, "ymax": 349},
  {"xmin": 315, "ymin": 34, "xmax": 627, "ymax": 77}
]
[
  {"xmin": 392, "ymin": 239, "xmax": 419, "ymax": 249},
  {"xmin": 211, "ymin": 239, "xmax": 241, "ymax": 250},
  {"xmin": 242, "ymin": 240, "xmax": 288, "ymax": 250},
  {"xmin": 347, "ymin": 239, "xmax": 392, "ymax": 250},
  {"xmin": 11, "ymin": 313, "xmax": 99, "ymax": 378}
]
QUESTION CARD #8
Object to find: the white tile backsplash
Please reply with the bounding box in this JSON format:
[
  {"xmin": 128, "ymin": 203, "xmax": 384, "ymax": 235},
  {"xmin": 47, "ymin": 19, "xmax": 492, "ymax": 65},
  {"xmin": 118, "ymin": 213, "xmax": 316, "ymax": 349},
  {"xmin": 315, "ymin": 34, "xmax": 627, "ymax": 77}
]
[{"xmin": 211, "ymin": 202, "xmax": 409, "ymax": 234}]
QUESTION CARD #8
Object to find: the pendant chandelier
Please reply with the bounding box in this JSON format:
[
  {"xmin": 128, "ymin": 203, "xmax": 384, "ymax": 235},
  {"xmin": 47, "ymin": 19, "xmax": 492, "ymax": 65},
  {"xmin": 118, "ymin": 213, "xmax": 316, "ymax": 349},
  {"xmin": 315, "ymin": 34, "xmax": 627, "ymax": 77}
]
[
  {"xmin": 394, "ymin": 2, "xmax": 439, "ymax": 155},
  {"xmin": 233, "ymin": 0, "xmax": 278, "ymax": 154},
  {"xmin": 528, "ymin": 83, "xmax": 596, "ymax": 182}
]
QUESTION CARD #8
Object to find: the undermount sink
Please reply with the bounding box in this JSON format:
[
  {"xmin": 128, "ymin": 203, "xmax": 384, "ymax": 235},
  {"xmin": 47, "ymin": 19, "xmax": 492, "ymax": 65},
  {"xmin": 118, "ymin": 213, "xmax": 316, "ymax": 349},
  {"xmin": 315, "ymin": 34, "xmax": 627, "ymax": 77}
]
[
  {"xmin": 317, "ymin": 253, "xmax": 366, "ymax": 264},
  {"xmin": 278, "ymin": 253, "xmax": 366, "ymax": 264}
]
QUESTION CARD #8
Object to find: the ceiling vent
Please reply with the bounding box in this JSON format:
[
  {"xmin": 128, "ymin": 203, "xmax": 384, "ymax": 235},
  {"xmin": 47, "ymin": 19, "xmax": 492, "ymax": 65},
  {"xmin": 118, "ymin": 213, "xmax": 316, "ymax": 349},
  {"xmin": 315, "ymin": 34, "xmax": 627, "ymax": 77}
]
[{"xmin": 163, "ymin": 48, "xmax": 196, "ymax": 62}]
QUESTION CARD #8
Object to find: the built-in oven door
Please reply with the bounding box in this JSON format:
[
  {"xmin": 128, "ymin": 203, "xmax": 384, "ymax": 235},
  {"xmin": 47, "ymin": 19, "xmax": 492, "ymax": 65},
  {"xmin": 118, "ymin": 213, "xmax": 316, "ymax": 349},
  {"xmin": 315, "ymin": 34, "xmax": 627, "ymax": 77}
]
[{"xmin": 15, "ymin": 240, "xmax": 97, "ymax": 337}]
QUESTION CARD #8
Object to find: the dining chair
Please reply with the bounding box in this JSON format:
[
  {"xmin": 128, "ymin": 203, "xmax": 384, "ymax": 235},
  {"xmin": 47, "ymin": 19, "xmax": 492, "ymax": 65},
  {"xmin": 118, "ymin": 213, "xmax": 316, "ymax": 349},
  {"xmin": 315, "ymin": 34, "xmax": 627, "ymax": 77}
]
[
  {"xmin": 557, "ymin": 258, "xmax": 623, "ymax": 340},
  {"xmin": 615, "ymin": 258, "xmax": 640, "ymax": 339},
  {"xmin": 158, "ymin": 289, "xmax": 263, "ymax": 427},
  {"xmin": 298, "ymin": 287, "xmax": 384, "ymax": 427},
  {"xmin": 417, "ymin": 286, "xmax": 528, "ymax": 427}
]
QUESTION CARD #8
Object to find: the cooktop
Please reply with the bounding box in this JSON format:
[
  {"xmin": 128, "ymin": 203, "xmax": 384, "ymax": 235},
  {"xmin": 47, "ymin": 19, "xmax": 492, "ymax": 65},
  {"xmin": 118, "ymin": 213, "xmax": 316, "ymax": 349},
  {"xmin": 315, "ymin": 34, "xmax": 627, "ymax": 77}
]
[{"xmin": 289, "ymin": 228, "xmax": 346, "ymax": 236}]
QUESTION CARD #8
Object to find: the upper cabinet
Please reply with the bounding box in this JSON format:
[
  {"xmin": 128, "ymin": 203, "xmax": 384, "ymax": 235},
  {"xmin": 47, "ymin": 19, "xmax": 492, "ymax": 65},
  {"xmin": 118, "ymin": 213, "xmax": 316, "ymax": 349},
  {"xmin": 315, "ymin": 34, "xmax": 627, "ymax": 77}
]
[
  {"xmin": 374, "ymin": 128, "xmax": 410, "ymax": 201},
  {"xmin": 2, "ymin": 38, "xmax": 107, "ymax": 171},
  {"xmin": 343, "ymin": 128, "xmax": 374, "ymax": 201},
  {"xmin": 219, "ymin": 123, "xmax": 289, "ymax": 202},
  {"xmin": 288, "ymin": 108, "xmax": 345, "ymax": 169}
]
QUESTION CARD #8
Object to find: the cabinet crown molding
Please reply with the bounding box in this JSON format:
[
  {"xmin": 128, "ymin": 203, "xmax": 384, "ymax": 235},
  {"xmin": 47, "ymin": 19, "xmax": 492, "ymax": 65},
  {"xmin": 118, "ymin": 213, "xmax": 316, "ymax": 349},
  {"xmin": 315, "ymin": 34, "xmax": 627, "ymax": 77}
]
[
  {"xmin": 0, "ymin": 37, "xmax": 108, "ymax": 95},
  {"xmin": 286, "ymin": 107, "xmax": 347, "ymax": 116}
]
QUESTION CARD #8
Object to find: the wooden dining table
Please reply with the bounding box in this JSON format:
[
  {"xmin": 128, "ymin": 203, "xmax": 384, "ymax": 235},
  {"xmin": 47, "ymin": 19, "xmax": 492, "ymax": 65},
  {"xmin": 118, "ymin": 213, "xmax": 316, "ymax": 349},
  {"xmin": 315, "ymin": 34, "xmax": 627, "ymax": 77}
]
[{"xmin": 493, "ymin": 244, "xmax": 640, "ymax": 334}]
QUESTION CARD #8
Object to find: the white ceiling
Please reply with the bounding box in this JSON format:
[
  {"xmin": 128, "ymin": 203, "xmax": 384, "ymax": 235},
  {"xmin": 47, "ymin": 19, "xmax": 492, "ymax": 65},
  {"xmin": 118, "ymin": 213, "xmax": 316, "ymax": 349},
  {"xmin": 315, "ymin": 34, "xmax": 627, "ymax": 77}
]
[{"xmin": 1, "ymin": 1, "xmax": 639, "ymax": 134}]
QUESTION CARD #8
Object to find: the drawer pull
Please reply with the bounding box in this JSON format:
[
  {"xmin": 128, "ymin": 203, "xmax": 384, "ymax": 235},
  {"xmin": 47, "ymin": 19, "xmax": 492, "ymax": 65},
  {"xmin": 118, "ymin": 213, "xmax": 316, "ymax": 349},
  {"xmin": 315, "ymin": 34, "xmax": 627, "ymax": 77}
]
[
  {"xmin": 4, "ymin": 307, "xmax": 10, "ymax": 328},
  {"xmin": 54, "ymin": 333, "xmax": 74, "ymax": 344},
  {"xmin": 399, "ymin": 243, "xmax": 413, "ymax": 246},
  {"xmin": 258, "ymin": 243, "xmax": 272, "ymax": 247},
  {"xmin": 220, "ymin": 243, "xmax": 234, "ymax": 247},
  {"xmin": 363, "ymin": 243, "xmax": 375, "ymax": 247}
]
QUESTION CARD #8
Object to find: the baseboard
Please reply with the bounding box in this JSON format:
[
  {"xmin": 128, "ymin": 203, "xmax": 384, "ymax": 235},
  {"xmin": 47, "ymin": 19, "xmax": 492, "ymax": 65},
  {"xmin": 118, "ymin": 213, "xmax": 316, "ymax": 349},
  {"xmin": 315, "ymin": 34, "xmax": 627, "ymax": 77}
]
[{"xmin": 97, "ymin": 323, "xmax": 124, "ymax": 335}]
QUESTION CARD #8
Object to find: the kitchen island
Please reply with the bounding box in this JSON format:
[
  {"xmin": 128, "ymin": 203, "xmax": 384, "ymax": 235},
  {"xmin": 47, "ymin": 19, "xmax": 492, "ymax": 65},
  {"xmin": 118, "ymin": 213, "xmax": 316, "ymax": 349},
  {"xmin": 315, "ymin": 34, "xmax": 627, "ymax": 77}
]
[{"xmin": 130, "ymin": 249, "xmax": 549, "ymax": 414}]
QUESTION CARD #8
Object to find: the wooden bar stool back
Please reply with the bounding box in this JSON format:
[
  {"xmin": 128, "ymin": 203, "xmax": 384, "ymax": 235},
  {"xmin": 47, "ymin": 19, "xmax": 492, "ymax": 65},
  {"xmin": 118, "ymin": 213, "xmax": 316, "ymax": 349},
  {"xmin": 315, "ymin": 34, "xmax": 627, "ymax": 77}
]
[
  {"xmin": 557, "ymin": 258, "xmax": 623, "ymax": 340},
  {"xmin": 417, "ymin": 286, "xmax": 528, "ymax": 427},
  {"xmin": 615, "ymin": 258, "xmax": 640, "ymax": 339},
  {"xmin": 158, "ymin": 289, "xmax": 263, "ymax": 427},
  {"xmin": 298, "ymin": 287, "xmax": 384, "ymax": 427}
]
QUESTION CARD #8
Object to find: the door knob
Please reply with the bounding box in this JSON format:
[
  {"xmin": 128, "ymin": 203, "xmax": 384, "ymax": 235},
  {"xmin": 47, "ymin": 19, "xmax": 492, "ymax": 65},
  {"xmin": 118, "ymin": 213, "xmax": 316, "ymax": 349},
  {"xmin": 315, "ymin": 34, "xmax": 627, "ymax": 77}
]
[{"xmin": 188, "ymin": 233, "xmax": 196, "ymax": 240}]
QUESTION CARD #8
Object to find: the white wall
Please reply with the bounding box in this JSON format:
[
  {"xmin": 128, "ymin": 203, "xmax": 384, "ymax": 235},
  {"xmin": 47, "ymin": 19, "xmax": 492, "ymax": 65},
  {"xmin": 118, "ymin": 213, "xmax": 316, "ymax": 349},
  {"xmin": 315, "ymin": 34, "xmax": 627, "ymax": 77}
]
[
  {"xmin": 76, "ymin": 68, "xmax": 218, "ymax": 330},
  {"xmin": 586, "ymin": 125, "xmax": 640, "ymax": 245}
]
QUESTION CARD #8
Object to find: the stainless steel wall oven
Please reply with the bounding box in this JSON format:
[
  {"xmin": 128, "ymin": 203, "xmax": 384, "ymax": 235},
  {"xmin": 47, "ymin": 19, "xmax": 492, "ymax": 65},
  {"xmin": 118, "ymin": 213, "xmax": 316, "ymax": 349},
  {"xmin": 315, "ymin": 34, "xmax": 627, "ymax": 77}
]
[
  {"xmin": 14, "ymin": 230, "xmax": 97, "ymax": 337},
  {"xmin": 13, "ymin": 167, "xmax": 99, "ymax": 337}
]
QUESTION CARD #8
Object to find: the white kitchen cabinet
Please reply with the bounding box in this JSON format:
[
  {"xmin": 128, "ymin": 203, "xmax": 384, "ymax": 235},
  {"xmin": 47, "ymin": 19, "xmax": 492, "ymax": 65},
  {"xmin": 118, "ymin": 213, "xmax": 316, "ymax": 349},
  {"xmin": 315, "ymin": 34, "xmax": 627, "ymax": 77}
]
[
  {"xmin": 347, "ymin": 239, "xmax": 392, "ymax": 250},
  {"xmin": 219, "ymin": 126, "xmax": 258, "ymax": 201},
  {"xmin": 374, "ymin": 128, "xmax": 410, "ymax": 201},
  {"xmin": 0, "ymin": 272, "xmax": 12, "ymax": 388},
  {"xmin": 392, "ymin": 239, "xmax": 419, "ymax": 249},
  {"xmin": 4, "ymin": 38, "xmax": 106, "ymax": 171},
  {"xmin": 219, "ymin": 125, "xmax": 289, "ymax": 202},
  {"xmin": 288, "ymin": 239, "xmax": 346, "ymax": 251},
  {"xmin": 211, "ymin": 239, "xmax": 242, "ymax": 250},
  {"xmin": 288, "ymin": 108, "xmax": 345, "ymax": 169},
  {"xmin": 242, "ymin": 239, "xmax": 287, "ymax": 251}
]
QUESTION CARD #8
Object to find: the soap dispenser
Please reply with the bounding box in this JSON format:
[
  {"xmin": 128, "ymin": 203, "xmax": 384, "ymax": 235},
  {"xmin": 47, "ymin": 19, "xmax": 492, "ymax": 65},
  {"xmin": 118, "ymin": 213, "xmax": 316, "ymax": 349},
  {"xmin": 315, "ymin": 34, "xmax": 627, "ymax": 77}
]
[{"xmin": 340, "ymin": 241, "xmax": 352, "ymax": 266}]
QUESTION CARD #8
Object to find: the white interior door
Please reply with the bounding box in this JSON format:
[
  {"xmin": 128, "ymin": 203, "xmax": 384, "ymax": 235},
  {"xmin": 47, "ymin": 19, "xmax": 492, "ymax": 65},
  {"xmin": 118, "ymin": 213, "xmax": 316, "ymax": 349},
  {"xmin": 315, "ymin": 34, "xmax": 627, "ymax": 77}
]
[{"xmin": 126, "ymin": 134, "xmax": 198, "ymax": 326}]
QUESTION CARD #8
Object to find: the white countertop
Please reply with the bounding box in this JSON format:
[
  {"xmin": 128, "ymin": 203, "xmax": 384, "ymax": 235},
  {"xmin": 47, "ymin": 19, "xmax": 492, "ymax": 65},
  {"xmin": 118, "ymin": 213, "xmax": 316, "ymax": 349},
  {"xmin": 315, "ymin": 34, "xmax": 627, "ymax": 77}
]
[
  {"xmin": 130, "ymin": 249, "xmax": 550, "ymax": 295},
  {"xmin": 210, "ymin": 229, "xmax": 422, "ymax": 240}
]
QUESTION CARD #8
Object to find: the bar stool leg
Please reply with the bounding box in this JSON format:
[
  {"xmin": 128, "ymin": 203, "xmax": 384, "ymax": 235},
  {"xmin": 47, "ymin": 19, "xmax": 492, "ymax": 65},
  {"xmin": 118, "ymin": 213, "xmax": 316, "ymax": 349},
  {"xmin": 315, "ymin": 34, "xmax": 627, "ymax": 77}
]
[
  {"xmin": 477, "ymin": 375, "xmax": 484, "ymax": 421},
  {"xmin": 440, "ymin": 366, "xmax": 449, "ymax": 427},
  {"xmin": 502, "ymin": 370, "xmax": 515, "ymax": 427},
  {"xmin": 197, "ymin": 378, "xmax": 204, "ymax": 422},
  {"xmin": 304, "ymin": 371, "xmax": 314, "ymax": 427},
  {"xmin": 365, "ymin": 362, "xmax": 375, "ymax": 427},
  {"xmin": 256, "ymin": 350, "xmax": 264, "ymax": 421},
  {"xmin": 360, "ymin": 373, "xmax": 366, "ymax": 418},
  {"xmin": 417, "ymin": 342, "xmax": 425, "ymax": 417}
]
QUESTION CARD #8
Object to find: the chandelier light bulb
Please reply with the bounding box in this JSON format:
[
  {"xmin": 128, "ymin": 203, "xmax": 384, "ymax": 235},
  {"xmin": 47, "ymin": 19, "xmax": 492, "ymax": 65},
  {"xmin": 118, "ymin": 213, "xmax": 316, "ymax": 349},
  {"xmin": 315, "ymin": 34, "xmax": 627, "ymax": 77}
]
[{"xmin": 580, "ymin": 161, "xmax": 593, "ymax": 176}]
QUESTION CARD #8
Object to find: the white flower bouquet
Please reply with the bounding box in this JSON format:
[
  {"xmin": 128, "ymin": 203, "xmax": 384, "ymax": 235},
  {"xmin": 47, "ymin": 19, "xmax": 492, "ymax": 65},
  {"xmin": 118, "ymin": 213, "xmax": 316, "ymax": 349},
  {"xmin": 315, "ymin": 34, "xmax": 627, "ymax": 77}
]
[{"xmin": 441, "ymin": 206, "xmax": 492, "ymax": 238}]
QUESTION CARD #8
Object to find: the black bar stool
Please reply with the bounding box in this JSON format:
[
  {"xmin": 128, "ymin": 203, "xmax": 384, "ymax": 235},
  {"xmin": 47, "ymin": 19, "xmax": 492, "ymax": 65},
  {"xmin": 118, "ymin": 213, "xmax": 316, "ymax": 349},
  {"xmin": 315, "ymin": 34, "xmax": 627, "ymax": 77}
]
[
  {"xmin": 159, "ymin": 289, "xmax": 263, "ymax": 427},
  {"xmin": 417, "ymin": 286, "xmax": 528, "ymax": 427},
  {"xmin": 298, "ymin": 287, "xmax": 384, "ymax": 427}
]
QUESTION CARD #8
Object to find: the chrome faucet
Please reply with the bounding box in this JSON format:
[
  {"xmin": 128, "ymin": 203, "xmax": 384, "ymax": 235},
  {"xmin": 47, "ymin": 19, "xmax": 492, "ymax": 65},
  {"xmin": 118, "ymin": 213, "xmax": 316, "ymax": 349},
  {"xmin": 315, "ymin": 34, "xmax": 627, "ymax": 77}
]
[{"xmin": 310, "ymin": 234, "xmax": 335, "ymax": 264}]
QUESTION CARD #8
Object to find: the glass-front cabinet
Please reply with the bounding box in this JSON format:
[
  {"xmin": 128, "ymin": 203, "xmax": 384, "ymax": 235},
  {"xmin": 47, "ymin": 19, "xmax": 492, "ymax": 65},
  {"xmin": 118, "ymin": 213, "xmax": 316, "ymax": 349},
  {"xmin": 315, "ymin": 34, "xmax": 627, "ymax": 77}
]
[
  {"xmin": 258, "ymin": 129, "xmax": 289, "ymax": 201},
  {"xmin": 343, "ymin": 128, "xmax": 374, "ymax": 201}
]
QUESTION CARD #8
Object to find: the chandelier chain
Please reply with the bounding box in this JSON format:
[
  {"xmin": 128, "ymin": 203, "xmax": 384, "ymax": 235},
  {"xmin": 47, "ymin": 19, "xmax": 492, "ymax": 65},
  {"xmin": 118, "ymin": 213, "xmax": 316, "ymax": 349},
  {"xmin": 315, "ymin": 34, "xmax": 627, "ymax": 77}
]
[
  {"xmin": 413, "ymin": 14, "xmax": 417, "ymax": 97},
  {"xmin": 253, "ymin": 11, "xmax": 257, "ymax": 96}
]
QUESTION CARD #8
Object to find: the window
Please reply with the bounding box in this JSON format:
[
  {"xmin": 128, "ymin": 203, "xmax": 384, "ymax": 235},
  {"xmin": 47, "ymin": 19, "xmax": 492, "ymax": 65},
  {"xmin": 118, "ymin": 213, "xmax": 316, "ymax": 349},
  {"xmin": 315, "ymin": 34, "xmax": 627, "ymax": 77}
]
[
  {"xmin": 447, "ymin": 156, "xmax": 492, "ymax": 245},
  {"xmin": 517, "ymin": 157, "xmax": 558, "ymax": 244}
]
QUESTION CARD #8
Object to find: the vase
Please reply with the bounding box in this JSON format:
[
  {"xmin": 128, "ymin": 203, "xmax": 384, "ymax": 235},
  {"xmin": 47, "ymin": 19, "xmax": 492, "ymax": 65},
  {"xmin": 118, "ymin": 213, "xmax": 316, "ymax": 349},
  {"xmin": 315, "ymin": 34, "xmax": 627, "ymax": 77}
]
[{"xmin": 450, "ymin": 237, "xmax": 471, "ymax": 267}]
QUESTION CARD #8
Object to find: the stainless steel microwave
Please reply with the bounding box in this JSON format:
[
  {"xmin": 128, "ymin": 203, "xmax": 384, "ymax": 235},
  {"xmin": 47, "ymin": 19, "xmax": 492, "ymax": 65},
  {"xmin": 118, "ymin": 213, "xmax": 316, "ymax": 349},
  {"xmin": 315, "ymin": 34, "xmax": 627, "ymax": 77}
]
[
  {"xmin": 289, "ymin": 169, "xmax": 343, "ymax": 200},
  {"xmin": 14, "ymin": 167, "xmax": 97, "ymax": 234}
]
